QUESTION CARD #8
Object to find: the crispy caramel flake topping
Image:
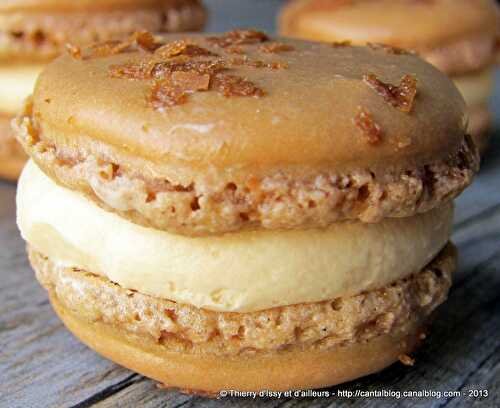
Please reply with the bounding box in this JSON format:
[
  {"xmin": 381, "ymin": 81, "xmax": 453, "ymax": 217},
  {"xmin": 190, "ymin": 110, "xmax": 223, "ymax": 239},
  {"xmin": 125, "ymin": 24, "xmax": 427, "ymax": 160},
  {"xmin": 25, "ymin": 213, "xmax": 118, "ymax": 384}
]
[
  {"xmin": 132, "ymin": 31, "xmax": 161, "ymax": 52},
  {"xmin": 70, "ymin": 31, "xmax": 161, "ymax": 60},
  {"xmin": 149, "ymin": 70, "xmax": 212, "ymax": 111},
  {"xmin": 109, "ymin": 60, "xmax": 156, "ymax": 80},
  {"xmin": 151, "ymin": 59, "xmax": 227, "ymax": 79},
  {"xmin": 206, "ymin": 29, "xmax": 269, "ymax": 48},
  {"xmin": 363, "ymin": 74, "xmax": 418, "ymax": 113},
  {"xmin": 155, "ymin": 40, "xmax": 217, "ymax": 58},
  {"xmin": 354, "ymin": 107, "xmax": 383, "ymax": 145},
  {"xmin": 89, "ymin": 40, "xmax": 128, "ymax": 58},
  {"xmin": 150, "ymin": 80, "xmax": 188, "ymax": 110},
  {"xmin": 171, "ymin": 71, "xmax": 210, "ymax": 92},
  {"xmin": 212, "ymin": 74, "xmax": 264, "ymax": 98},
  {"xmin": 259, "ymin": 42, "xmax": 295, "ymax": 53},
  {"xmin": 65, "ymin": 43, "xmax": 82, "ymax": 60},
  {"xmin": 110, "ymin": 59, "xmax": 226, "ymax": 81},
  {"xmin": 367, "ymin": 42, "xmax": 414, "ymax": 55},
  {"xmin": 106, "ymin": 31, "xmax": 273, "ymax": 109},
  {"xmin": 95, "ymin": 31, "xmax": 159, "ymax": 55},
  {"xmin": 331, "ymin": 40, "xmax": 351, "ymax": 47}
]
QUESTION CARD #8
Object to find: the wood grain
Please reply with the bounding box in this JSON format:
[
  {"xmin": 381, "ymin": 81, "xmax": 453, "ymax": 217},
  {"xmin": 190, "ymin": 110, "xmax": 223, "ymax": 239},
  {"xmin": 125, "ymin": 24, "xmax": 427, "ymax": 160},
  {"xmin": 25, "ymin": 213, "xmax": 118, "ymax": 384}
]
[{"xmin": 1, "ymin": 1, "xmax": 499, "ymax": 406}]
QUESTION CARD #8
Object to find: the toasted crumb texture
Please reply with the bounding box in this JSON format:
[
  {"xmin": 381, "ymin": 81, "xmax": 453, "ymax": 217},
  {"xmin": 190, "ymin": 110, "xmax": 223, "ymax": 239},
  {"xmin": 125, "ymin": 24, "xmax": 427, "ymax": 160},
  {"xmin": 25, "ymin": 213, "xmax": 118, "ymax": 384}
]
[
  {"xmin": 0, "ymin": 1, "xmax": 206, "ymax": 61},
  {"xmin": 14, "ymin": 102, "xmax": 479, "ymax": 235},
  {"xmin": 31, "ymin": 244, "xmax": 455, "ymax": 356}
]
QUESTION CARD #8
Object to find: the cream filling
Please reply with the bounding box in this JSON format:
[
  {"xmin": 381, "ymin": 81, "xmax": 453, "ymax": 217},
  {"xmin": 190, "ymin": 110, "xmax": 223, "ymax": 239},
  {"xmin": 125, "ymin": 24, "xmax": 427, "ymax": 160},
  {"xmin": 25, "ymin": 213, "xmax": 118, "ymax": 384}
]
[
  {"xmin": 17, "ymin": 160, "xmax": 453, "ymax": 313},
  {"xmin": 453, "ymin": 67, "xmax": 494, "ymax": 109},
  {"xmin": 0, "ymin": 65, "xmax": 44, "ymax": 115}
]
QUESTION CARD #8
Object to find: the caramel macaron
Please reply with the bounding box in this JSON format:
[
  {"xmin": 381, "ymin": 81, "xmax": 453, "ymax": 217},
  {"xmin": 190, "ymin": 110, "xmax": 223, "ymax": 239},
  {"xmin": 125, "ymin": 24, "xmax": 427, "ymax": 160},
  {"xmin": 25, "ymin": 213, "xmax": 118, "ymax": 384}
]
[
  {"xmin": 279, "ymin": 0, "xmax": 499, "ymax": 151},
  {"xmin": 0, "ymin": 0, "xmax": 206, "ymax": 180},
  {"xmin": 15, "ymin": 31, "xmax": 478, "ymax": 392}
]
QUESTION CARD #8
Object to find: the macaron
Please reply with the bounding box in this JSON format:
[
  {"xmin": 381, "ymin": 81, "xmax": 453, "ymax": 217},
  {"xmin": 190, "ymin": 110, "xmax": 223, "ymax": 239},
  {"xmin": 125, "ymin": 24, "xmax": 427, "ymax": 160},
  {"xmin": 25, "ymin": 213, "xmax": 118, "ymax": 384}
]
[
  {"xmin": 15, "ymin": 31, "xmax": 478, "ymax": 392},
  {"xmin": 279, "ymin": 0, "xmax": 499, "ymax": 152},
  {"xmin": 0, "ymin": 0, "xmax": 206, "ymax": 180}
]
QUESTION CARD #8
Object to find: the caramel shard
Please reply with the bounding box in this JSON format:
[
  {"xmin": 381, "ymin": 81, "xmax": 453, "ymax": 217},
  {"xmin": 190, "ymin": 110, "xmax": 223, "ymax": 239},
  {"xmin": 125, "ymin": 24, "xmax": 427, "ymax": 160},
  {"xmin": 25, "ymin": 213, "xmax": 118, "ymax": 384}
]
[
  {"xmin": 331, "ymin": 40, "xmax": 351, "ymax": 47},
  {"xmin": 131, "ymin": 31, "xmax": 160, "ymax": 52},
  {"xmin": 151, "ymin": 59, "xmax": 227, "ymax": 78},
  {"xmin": 149, "ymin": 71, "xmax": 210, "ymax": 110},
  {"xmin": 171, "ymin": 71, "xmax": 210, "ymax": 92},
  {"xmin": 367, "ymin": 42, "xmax": 414, "ymax": 55},
  {"xmin": 206, "ymin": 29, "xmax": 269, "ymax": 48},
  {"xmin": 156, "ymin": 40, "xmax": 188, "ymax": 58},
  {"xmin": 111, "ymin": 58, "xmax": 227, "ymax": 80},
  {"xmin": 354, "ymin": 107, "xmax": 383, "ymax": 145},
  {"xmin": 84, "ymin": 31, "xmax": 160, "ymax": 59},
  {"xmin": 109, "ymin": 60, "xmax": 156, "ymax": 80},
  {"xmin": 109, "ymin": 31, "xmax": 270, "ymax": 108},
  {"xmin": 259, "ymin": 42, "xmax": 295, "ymax": 53},
  {"xmin": 113, "ymin": 31, "xmax": 161, "ymax": 53},
  {"xmin": 65, "ymin": 43, "xmax": 82, "ymax": 60},
  {"xmin": 212, "ymin": 74, "xmax": 264, "ymax": 97},
  {"xmin": 155, "ymin": 40, "xmax": 217, "ymax": 58},
  {"xmin": 150, "ymin": 80, "xmax": 188, "ymax": 110},
  {"xmin": 363, "ymin": 73, "xmax": 418, "ymax": 113},
  {"xmin": 88, "ymin": 40, "xmax": 124, "ymax": 57},
  {"xmin": 398, "ymin": 354, "xmax": 415, "ymax": 366}
]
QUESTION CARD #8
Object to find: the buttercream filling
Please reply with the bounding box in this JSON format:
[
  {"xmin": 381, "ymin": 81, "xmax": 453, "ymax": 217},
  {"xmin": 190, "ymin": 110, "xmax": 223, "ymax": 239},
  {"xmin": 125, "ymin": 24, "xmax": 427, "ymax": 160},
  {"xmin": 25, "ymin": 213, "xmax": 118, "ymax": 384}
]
[{"xmin": 17, "ymin": 160, "xmax": 453, "ymax": 312}]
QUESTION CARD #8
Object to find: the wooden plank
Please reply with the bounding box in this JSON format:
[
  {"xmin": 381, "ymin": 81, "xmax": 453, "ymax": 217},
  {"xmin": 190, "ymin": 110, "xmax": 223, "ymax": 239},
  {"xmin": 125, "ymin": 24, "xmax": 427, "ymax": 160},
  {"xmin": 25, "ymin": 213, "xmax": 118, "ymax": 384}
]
[{"xmin": 447, "ymin": 346, "xmax": 500, "ymax": 408}]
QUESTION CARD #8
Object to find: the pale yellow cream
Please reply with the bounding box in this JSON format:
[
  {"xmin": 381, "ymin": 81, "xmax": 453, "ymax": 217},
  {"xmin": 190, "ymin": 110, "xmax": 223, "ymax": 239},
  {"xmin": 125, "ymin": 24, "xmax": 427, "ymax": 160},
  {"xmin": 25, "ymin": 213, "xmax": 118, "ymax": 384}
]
[
  {"xmin": 0, "ymin": 64, "xmax": 44, "ymax": 114},
  {"xmin": 453, "ymin": 67, "xmax": 494, "ymax": 108},
  {"xmin": 17, "ymin": 160, "xmax": 453, "ymax": 312}
]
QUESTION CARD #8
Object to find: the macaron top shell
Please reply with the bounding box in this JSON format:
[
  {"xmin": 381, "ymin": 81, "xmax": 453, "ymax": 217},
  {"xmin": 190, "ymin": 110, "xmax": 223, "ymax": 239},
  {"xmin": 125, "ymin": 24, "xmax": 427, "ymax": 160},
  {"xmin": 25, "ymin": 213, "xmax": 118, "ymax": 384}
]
[
  {"xmin": 279, "ymin": 0, "xmax": 499, "ymax": 50},
  {"xmin": 32, "ymin": 33, "xmax": 466, "ymax": 174},
  {"xmin": 15, "ymin": 32, "xmax": 477, "ymax": 235}
]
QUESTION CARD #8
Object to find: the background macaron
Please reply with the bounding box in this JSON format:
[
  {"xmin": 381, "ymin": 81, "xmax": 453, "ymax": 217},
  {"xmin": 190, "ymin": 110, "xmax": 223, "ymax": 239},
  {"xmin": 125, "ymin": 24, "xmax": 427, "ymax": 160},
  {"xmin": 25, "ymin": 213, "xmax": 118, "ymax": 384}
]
[
  {"xmin": 279, "ymin": 0, "xmax": 500, "ymax": 151},
  {"xmin": 0, "ymin": 0, "xmax": 206, "ymax": 181}
]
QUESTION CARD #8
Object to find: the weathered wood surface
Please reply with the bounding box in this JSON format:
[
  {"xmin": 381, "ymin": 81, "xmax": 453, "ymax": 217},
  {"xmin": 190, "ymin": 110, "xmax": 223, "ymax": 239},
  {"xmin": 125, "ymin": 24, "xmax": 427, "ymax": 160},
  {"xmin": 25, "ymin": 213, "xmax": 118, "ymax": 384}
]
[{"xmin": 1, "ymin": 1, "xmax": 500, "ymax": 406}]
